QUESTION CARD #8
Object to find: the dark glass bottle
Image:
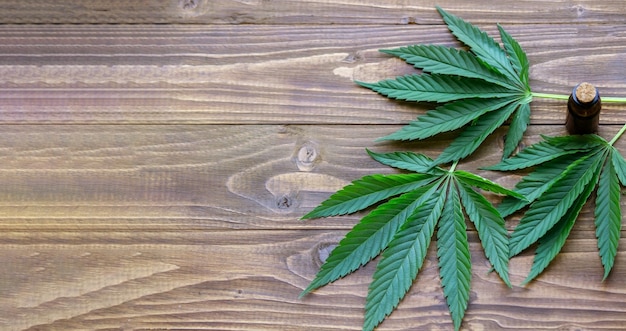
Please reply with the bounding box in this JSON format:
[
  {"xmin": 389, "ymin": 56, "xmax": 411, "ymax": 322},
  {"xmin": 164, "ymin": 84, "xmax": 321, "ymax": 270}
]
[{"xmin": 566, "ymin": 82, "xmax": 601, "ymax": 134}]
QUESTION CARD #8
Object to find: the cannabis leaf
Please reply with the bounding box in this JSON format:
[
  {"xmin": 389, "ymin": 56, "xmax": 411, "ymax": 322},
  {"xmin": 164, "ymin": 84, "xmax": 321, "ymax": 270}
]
[
  {"xmin": 301, "ymin": 151, "xmax": 524, "ymax": 331},
  {"xmin": 300, "ymin": 5, "xmax": 626, "ymax": 331},
  {"xmin": 358, "ymin": 7, "xmax": 532, "ymax": 164},
  {"xmin": 486, "ymin": 127, "xmax": 626, "ymax": 283}
]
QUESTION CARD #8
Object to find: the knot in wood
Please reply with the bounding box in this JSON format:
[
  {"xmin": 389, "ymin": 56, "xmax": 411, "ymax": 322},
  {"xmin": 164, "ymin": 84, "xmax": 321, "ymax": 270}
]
[
  {"xmin": 295, "ymin": 142, "xmax": 320, "ymax": 171},
  {"xmin": 276, "ymin": 194, "xmax": 293, "ymax": 210},
  {"xmin": 179, "ymin": 0, "xmax": 199, "ymax": 10},
  {"xmin": 315, "ymin": 243, "xmax": 337, "ymax": 266}
]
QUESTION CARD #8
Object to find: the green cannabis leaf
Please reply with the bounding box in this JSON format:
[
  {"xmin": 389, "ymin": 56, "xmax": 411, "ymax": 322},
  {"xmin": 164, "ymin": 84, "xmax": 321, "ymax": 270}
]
[
  {"xmin": 301, "ymin": 5, "xmax": 626, "ymax": 331},
  {"xmin": 486, "ymin": 125, "xmax": 626, "ymax": 283},
  {"xmin": 359, "ymin": 7, "xmax": 532, "ymax": 164},
  {"xmin": 301, "ymin": 150, "xmax": 524, "ymax": 331}
]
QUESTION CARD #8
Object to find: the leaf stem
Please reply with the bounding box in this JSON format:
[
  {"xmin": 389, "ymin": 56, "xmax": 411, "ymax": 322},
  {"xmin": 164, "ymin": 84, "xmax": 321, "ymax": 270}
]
[
  {"xmin": 532, "ymin": 92, "xmax": 626, "ymax": 103},
  {"xmin": 601, "ymin": 96, "xmax": 626, "ymax": 103},
  {"xmin": 530, "ymin": 92, "xmax": 570, "ymax": 100},
  {"xmin": 609, "ymin": 123, "xmax": 626, "ymax": 146},
  {"xmin": 449, "ymin": 160, "xmax": 459, "ymax": 172}
]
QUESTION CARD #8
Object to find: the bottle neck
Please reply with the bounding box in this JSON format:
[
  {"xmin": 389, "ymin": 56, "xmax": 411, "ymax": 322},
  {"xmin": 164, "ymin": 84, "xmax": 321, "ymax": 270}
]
[{"xmin": 569, "ymin": 82, "xmax": 601, "ymax": 118}]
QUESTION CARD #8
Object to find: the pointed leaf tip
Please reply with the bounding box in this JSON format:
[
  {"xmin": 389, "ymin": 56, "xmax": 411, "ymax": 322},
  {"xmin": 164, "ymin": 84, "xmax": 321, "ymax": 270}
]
[
  {"xmin": 367, "ymin": 149, "xmax": 443, "ymax": 174},
  {"xmin": 356, "ymin": 80, "xmax": 375, "ymax": 89},
  {"xmin": 436, "ymin": 6, "xmax": 521, "ymax": 88},
  {"xmin": 302, "ymin": 173, "xmax": 437, "ymax": 219}
]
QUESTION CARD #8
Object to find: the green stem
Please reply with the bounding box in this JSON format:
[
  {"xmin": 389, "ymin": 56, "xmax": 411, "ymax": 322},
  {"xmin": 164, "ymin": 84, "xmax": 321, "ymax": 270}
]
[
  {"xmin": 609, "ymin": 122, "xmax": 626, "ymax": 146},
  {"xmin": 600, "ymin": 96, "xmax": 626, "ymax": 103},
  {"xmin": 449, "ymin": 159, "xmax": 459, "ymax": 172},
  {"xmin": 532, "ymin": 92, "xmax": 626, "ymax": 103},
  {"xmin": 531, "ymin": 92, "xmax": 570, "ymax": 100}
]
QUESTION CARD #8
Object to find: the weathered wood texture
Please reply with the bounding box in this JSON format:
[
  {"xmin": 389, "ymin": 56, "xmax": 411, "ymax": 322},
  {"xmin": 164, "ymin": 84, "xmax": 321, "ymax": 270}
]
[
  {"xmin": 2, "ymin": 125, "xmax": 626, "ymax": 331},
  {"xmin": 0, "ymin": 0, "xmax": 625, "ymax": 24},
  {"xmin": 2, "ymin": 1, "xmax": 626, "ymax": 330},
  {"xmin": 0, "ymin": 24, "xmax": 626, "ymax": 124}
]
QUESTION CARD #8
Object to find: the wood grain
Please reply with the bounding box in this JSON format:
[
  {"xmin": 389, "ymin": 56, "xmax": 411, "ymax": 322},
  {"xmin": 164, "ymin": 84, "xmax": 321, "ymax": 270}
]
[
  {"xmin": 0, "ymin": 124, "xmax": 623, "ymax": 231},
  {"xmin": 1, "ymin": 24, "xmax": 626, "ymax": 125},
  {"xmin": 0, "ymin": 0, "xmax": 626, "ymax": 24},
  {"xmin": 3, "ymin": 1, "xmax": 626, "ymax": 330},
  {"xmin": 0, "ymin": 124, "xmax": 625, "ymax": 329},
  {"xmin": 3, "ymin": 230, "xmax": 626, "ymax": 330}
]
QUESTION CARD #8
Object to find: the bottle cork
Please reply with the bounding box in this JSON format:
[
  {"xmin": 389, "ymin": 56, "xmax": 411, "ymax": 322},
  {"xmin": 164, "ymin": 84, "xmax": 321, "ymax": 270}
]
[{"xmin": 565, "ymin": 82, "xmax": 601, "ymax": 134}]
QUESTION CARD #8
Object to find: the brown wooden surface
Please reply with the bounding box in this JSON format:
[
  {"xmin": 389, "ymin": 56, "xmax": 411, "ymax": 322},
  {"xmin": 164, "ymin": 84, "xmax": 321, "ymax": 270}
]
[
  {"xmin": 2, "ymin": 2, "xmax": 626, "ymax": 331},
  {"xmin": 1, "ymin": 24, "xmax": 626, "ymax": 125},
  {"xmin": 2, "ymin": 1, "xmax": 626, "ymax": 24}
]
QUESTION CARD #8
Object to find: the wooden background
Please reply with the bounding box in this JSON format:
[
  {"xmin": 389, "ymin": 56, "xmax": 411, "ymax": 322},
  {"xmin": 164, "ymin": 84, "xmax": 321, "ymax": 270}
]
[{"xmin": 2, "ymin": 1, "xmax": 626, "ymax": 330}]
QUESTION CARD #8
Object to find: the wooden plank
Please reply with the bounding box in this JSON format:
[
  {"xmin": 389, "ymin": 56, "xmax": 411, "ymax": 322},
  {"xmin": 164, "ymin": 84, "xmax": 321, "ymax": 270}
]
[
  {"xmin": 2, "ymin": 229, "xmax": 626, "ymax": 330},
  {"xmin": 0, "ymin": 123, "xmax": 622, "ymax": 232},
  {"xmin": 0, "ymin": 24, "xmax": 625, "ymax": 124},
  {"xmin": 0, "ymin": 124, "xmax": 432, "ymax": 231},
  {"xmin": 0, "ymin": 124, "xmax": 514, "ymax": 231},
  {"xmin": 1, "ymin": 0, "xmax": 626, "ymax": 24},
  {"xmin": 0, "ymin": 124, "xmax": 623, "ymax": 329}
]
